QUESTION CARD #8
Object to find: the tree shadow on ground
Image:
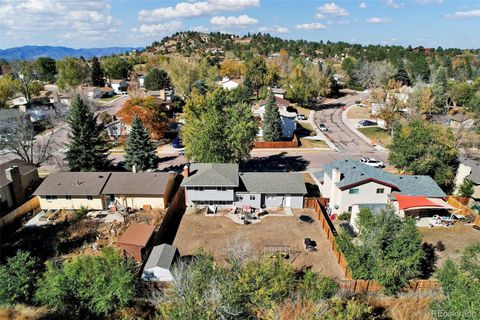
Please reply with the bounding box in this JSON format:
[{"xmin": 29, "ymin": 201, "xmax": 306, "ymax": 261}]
[
  {"xmin": 419, "ymin": 242, "xmax": 437, "ymax": 279},
  {"xmin": 241, "ymin": 152, "xmax": 309, "ymax": 172}
]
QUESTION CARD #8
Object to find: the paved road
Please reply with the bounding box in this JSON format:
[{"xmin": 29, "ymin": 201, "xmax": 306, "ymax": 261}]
[{"xmin": 314, "ymin": 93, "xmax": 372, "ymax": 153}]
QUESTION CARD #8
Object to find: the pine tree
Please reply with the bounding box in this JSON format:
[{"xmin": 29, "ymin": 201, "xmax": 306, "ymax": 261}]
[
  {"xmin": 90, "ymin": 57, "xmax": 104, "ymax": 87},
  {"xmin": 432, "ymin": 66, "xmax": 448, "ymax": 113},
  {"xmin": 65, "ymin": 95, "xmax": 111, "ymax": 171},
  {"xmin": 262, "ymin": 93, "xmax": 282, "ymax": 141},
  {"xmin": 393, "ymin": 60, "xmax": 410, "ymax": 86},
  {"xmin": 144, "ymin": 68, "xmax": 170, "ymax": 91},
  {"xmin": 124, "ymin": 116, "xmax": 158, "ymax": 171}
]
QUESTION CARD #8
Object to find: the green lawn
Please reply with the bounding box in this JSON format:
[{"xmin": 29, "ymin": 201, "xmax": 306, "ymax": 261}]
[
  {"xmin": 358, "ymin": 127, "xmax": 392, "ymax": 147},
  {"xmin": 99, "ymin": 95, "xmax": 119, "ymax": 102}
]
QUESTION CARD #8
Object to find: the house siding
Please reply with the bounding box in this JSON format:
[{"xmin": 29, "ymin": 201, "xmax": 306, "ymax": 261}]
[
  {"xmin": 114, "ymin": 195, "xmax": 165, "ymax": 210},
  {"xmin": 235, "ymin": 192, "xmax": 262, "ymax": 208},
  {"xmin": 329, "ymin": 182, "xmax": 391, "ymax": 214},
  {"xmin": 39, "ymin": 195, "xmax": 104, "ymax": 210},
  {"xmin": 185, "ymin": 187, "xmax": 235, "ymax": 206}
]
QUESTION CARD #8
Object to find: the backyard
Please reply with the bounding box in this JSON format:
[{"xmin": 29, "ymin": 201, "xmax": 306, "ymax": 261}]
[
  {"xmin": 419, "ymin": 223, "xmax": 480, "ymax": 268},
  {"xmin": 357, "ymin": 126, "xmax": 392, "ymax": 147},
  {"xmin": 173, "ymin": 208, "xmax": 345, "ymax": 279}
]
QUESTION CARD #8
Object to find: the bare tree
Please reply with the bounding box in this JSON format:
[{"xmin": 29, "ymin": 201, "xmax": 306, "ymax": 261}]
[
  {"xmin": 0, "ymin": 106, "xmax": 66, "ymax": 166},
  {"xmin": 354, "ymin": 61, "xmax": 394, "ymax": 89},
  {"xmin": 9, "ymin": 61, "xmax": 43, "ymax": 103},
  {"xmin": 225, "ymin": 234, "xmax": 253, "ymax": 266}
]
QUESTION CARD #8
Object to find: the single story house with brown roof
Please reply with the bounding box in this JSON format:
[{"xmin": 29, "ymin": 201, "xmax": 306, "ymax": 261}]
[
  {"xmin": 34, "ymin": 172, "xmax": 176, "ymax": 211},
  {"xmin": 116, "ymin": 223, "xmax": 156, "ymax": 262},
  {"xmin": 1, "ymin": 159, "xmax": 40, "ymax": 215}
]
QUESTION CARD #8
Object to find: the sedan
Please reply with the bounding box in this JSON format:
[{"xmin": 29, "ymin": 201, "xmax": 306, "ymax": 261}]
[
  {"xmin": 360, "ymin": 157, "xmax": 384, "ymax": 168},
  {"xmin": 318, "ymin": 124, "xmax": 328, "ymax": 132},
  {"xmin": 296, "ymin": 114, "xmax": 306, "ymax": 121},
  {"xmin": 358, "ymin": 120, "xmax": 377, "ymax": 127}
]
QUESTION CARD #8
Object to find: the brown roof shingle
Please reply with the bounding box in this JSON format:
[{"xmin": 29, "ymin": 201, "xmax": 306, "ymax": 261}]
[
  {"xmin": 33, "ymin": 172, "xmax": 111, "ymax": 196},
  {"xmin": 102, "ymin": 172, "xmax": 173, "ymax": 195},
  {"xmin": 117, "ymin": 223, "xmax": 155, "ymax": 247},
  {"xmin": 0, "ymin": 159, "xmax": 38, "ymax": 188}
]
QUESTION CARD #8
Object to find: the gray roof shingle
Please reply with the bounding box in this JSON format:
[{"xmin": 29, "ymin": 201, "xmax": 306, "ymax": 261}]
[
  {"xmin": 239, "ymin": 172, "xmax": 307, "ymax": 194},
  {"xmin": 0, "ymin": 159, "xmax": 38, "ymax": 188},
  {"xmin": 181, "ymin": 163, "xmax": 239, "ymax": 187},
  {"xmin": 459, "ymin": 156, "xmax": 480, "ymax": 185},
  {"xmin": 144, "ymin": 244, "xmax": 178, "ymax": 270},
  {"xmin": 102, "ymin": 172, "xmax": 173, "ymax": 195},
  {"xmin": 34, "ymin": 172, "xmax": 111, "ymax": 196},
  {"xmin": 321, "ymin": 159, "xmax": 446, "ymax": 198}
]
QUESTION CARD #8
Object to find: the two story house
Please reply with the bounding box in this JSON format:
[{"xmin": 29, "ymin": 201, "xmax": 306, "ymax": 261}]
[{"xmin": 181, "ymin": 163, "xmax": 307, "ymax": 211}]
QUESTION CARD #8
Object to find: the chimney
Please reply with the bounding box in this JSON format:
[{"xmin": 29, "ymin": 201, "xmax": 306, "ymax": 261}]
[
  {"xmin": 182, "ymin": 164, "xmax": 190, "ymax": 178},
  {"xmin": 6, "ymin": 166, "xmax": 25, "ymax": 205},
  {"xmin": 132, "ymin": 165, "xmax": 137, "ymax": 173},
  {"xmin": 331, "ymin": 168, "xmax": 341, "ymax": 183}
]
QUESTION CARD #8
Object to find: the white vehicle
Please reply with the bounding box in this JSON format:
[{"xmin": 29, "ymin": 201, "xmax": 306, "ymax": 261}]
[
  {"xmin": 360, "ymin": 157, "xmax": 384, "ymax": 168},
  {"xmin": 318, "ymin": 124, "xmax": 328, "ymax": 132},
  {"xmin": 296, "ymin": 114, "xmax": 306, "ymax": 121}
]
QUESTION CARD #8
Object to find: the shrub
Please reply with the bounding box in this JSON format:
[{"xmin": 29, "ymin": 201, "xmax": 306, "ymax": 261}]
[
  {"xmin": 299, "ymin": 269, "xmax": 339, "ymax": 301},
  {"xmin": 338, "ymin": 212, "xmax": 351, "ymax": 221},
  {"xmin": 74, "ymin": 206, "xmax": 89, "ymax": 219},
  {"xmin": 0, "ymin": 251, "xmax": 38, "ymax": 305}
]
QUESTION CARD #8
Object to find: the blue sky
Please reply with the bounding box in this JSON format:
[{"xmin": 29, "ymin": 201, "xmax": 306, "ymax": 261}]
[{"xmin": 0, "ymin": 0, "xmax": 479, "ymax": 49}]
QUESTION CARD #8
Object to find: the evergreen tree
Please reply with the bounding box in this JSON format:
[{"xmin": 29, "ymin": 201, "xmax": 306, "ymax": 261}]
[
  {"xmin": 90, "ymin": 57, "xmax": 104, "ymax": 87},
  {"xmin": 124, "ymin": 115, "xmax": 158, "ymax": 171},
  {"xmin": 393, "ymin": 60, "xmax": 410, "ymax": 86},
  {"xmin": 432, "ymin": 66, "xmax": 448, "ymax": 113},
  {"xmin": 65, "ymin": 95, "xmax": 111, "ymax": 171},
  {"xmin": 144, "ymin": 68, "xmax": 171, "ymax": 91},
  {"xmin": 262, "ymin": 93, "xmax": 282, "ymax": 141}
]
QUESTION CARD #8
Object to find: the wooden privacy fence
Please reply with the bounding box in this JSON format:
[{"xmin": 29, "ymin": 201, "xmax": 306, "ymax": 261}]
[
  {"xmin": 306, "ymin": 197, "xmax": 441, "ymax": 293},
  {"xmin": 0, "ymin": 196, "xmax": 40, "ymax": 230},
  {"xmin": 447, "ymin": 196, "xmax": 480, "ymax": 226},
  {"xmin": 254, "ymin": 134, "xmax": 299, "ymax": 149}
]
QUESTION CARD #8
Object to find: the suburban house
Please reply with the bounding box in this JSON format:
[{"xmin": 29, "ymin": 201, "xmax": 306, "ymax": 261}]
[
  {"xmin": 116, "ymin": 223, "xmax": 156, "ymax": 262},
  {"xmin": 313, "ymin": 159, "xmax": 449, "ymax": 230},
  {"xmin": 181, "ymin": 163, "xmax": 307, "ymax": 211},
  {"xmin": 0, "ymin": 159, "xmax": 40, "ymax": 215},
  {"xmin": 146, "ymin": 89, "xmax": 174, "ymax": 102},
  {"xmin": 34, "ymin": 172, "xmax": 176, "ymax": 211},
  {"xmin": 217, "ymin": 77, "xmax": 243, "ymax": 90},
  {"xmin": 109, "ymin": 79, "xmax": 128, "ymax": 93},
  {"xmin": 455, "ymin": 156, "xmax": 480, "ymax": 200},
  {"xmin": 142, "ymin": 244, "xmax": 179, "ymax": 282},
  {"xmin": 271, "ymin": 87, "xmax": 286, "ymax": 99},
  {"xmin": 100, "ymin": 86, "xmax": 115, "ymax": 97},
  {"xmin": 82, "ymin": 86, "xmax": 102, "ymax": 99},
  {"xmin": 255, "ymin": 96, "xmax": 297, "ymax": 139}
]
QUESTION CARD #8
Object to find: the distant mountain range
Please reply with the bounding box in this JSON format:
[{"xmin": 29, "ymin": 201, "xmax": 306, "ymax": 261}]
[{"xmin": 0, "ymin": 45, "xmax": 144, "ymax": 61}]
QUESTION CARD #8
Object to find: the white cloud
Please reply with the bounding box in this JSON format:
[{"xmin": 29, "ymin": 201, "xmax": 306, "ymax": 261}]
[
  {"xmin": 295, "ymin": 23, "xmax": 327, "ymax": 30},
  {"xmin": 0, "ymin": 0, "xmax": 120, "ymax": 45},
  {"xmin": 316, "ymin": 3, "xmax": 349, "ymax": 17},
  {"xmin": 367, "ymin": 17, "xmax": 394, "ymax": 23},
  {"xmin": 210, "ymin": 15, "xmax": 258, "ymax": 27},
  {"xmin": 190, "ymin": 25, "xmax": 210, "ymax": 32},
  {"xmin": 258, "ymin": 25, "xmax": 289, "ymax": 33},
  {"xmin": 139, "ymin": 0, "xmax": 260, "ymax": 22},
  {"xmin": 138, "ymin": 21, "xmax": 183, "ymax": 35},
  {"xmin": 446, "ymin": 9, "xmax": 480, "ymax": 19},
  {"xmin": 359, "ymin": 2, "xmax": 367, "ymax": 9},
  {"xmin": 385, "ymin": 0, "xmax": 404, "ymax": 9},
  {"xmin": 416, "ymin": 0, "xmax": 443, "ymax": 4}
]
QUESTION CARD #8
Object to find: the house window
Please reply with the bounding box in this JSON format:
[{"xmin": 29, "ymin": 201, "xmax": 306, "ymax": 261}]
[
  {"xmin": 250, "ymin": 195, "xmax": 256, "ymax": 200},
  {"xmin": 217, "ymin": 187, "xmax": 227, "ymax": 191},
  {"xmin": 193, "ymin": 187, "xmax": 204, "ymax": 191},
  {"xmin": 87, "ymin": 196, "xmax": 93, "ymax": 200},
  {"xmin": 236, "ymin": 195, "xmax": 243, "ymax": 201},
  {"xmin": 65, "ymin": 195, "xmax": 72, "ymax": 200},
  {"xmin": 376, "ymin": 188, "xmax": 385, "ymax": 194},
  {"xmin": 348, "ymin": 206, "xmax": 352, "ymax": 212},
  {"xmin": 46, "ymin": 195, "xmax": 57, "ymax": 201},
  {"xmin": 349, "ymin": 188, "xmax": 359, "ymax": 195}
]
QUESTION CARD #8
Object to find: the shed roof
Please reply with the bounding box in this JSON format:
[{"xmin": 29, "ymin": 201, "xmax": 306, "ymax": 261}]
[
  {"xmin": 181, "ymin": 163, "xmax": 239, "ymax": 187},
  {"xmin": 0, "ymin": 159, "xmax": 38, "ymax": 188},
  {"xmin": 102, "ymin": 172, "xmax": 173, "ymax": 195},
  {"xmin": 117, "ymin": 223, "xmax": 155, "ymax": 247},
  {"xmin": 144, "ymin": 244, "xmax": 178, "ymax": 270},
  {"xmin": 33, "ymin": 172, "xmax": 111, "ymax": 196},
  {"xmin": 239, "ymin": 172, "xmax": 307, "ymax": 194}
]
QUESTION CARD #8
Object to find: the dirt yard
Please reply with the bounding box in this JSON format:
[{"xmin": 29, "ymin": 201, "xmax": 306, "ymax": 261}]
[
  {"xmin": 419, "ymin": 223, "xmax": 480, "ymax": 268},
  {"xmin": 173, "ymin": 208, "xmax": 345, "ymax": 280}
]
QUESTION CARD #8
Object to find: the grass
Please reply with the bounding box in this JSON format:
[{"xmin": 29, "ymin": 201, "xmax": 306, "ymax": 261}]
[
  {"xmin": 292, "ymin": 105, "xmax": 311, "ymax": 117},
  {"xmin": 300, "ymin": 138, "xmax": 329, "ymax": 148},
  {"xmin": 358, "ymin": 126, "xmax": 391, "ymax": 147},
  {"xmin": 99, "ymin": 95, "xmax": 119, "ymax": 102},
  {"xmin": 296, "ymin": 123, "xmax": 316, "ymax": 137},
  {"xmin": 346, "ymin": 106, "xmax": 374, "ymax": 120}
]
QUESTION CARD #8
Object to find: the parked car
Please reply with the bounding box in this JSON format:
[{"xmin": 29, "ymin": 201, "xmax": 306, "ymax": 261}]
[
  {"xmin": 172, "ymin": 137, "xmax": 183, "ymax": 148},
  {"xmin": 178, "ymin": 149, "xmax": 186, "ymax": 156},
  {"xmin": 358, "ymin": 119, "xmax": 377, "ymax": 127},
  {"xmin": 318, "ymin": 124, "xmax": 328, "ymax": 132},
  {"xmin": 360, "ymin": 157, "xmax": 384, "ymax": 168},
  {"xmin": 298, "ymin": 215, "xmax": 314, "ymax": 224},
  {"xmin": 296, "ymin": 114, "xmax": 306, "ymax": 121}
]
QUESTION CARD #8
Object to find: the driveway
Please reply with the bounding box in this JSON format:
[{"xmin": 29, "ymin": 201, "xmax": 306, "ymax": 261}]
[
  {"xmin": 314, "ymin": 93, "xmax": 374, "ymax": 153},
  {"xmin": 173, "ymin": 208, "xmax": 346, "ymax": 279}
]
